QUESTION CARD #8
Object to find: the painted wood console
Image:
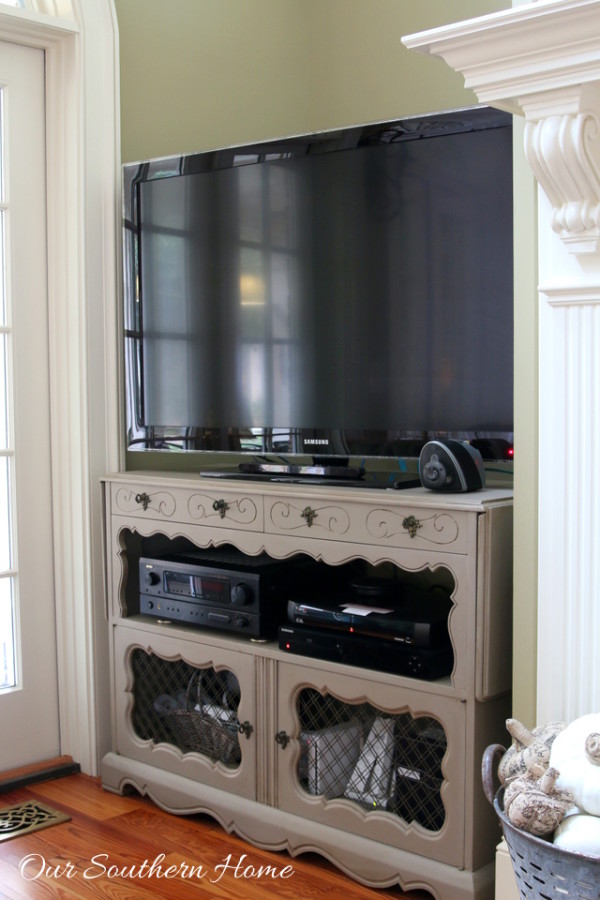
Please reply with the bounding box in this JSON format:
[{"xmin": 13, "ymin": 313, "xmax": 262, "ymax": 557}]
[{"xmin": 100, "ymin": 471, "xmax": 513, "ymax": 899}]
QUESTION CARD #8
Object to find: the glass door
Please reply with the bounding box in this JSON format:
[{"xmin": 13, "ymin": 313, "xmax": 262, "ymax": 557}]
[{"xmin": 0, "ymin": 39, "xmax": 60, "ymax": 770}]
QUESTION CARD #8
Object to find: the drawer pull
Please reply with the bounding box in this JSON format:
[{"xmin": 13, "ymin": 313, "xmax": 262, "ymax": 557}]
[
  {"xmin": 402, "ymin": 515, "xmax": 422, "ymax": 538},
  {"xmin": 134, "ymin": 492, "xmax": 151, "ymax": 511},
  {"xmin": 238, "ymin": 721, "xmax": 253, "ymax": 739},
  {"xmin": 212, "ymin": 498, "xmax": 230, "ymax": 518},
  {"xmin": 275, "ymin": 730, "xmax": 289, "ymax": 749},
  {"xmin": 301, "ymin": 506, "xmax": 317, "ymax": 527}
]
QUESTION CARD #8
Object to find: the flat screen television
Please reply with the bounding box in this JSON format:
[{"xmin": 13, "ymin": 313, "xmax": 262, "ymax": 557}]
[{"xmin": 123, "ymin": 105, "xmax": 513, "ymax": 484}]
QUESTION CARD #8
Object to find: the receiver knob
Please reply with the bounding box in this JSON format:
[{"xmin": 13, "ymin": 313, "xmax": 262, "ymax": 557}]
[
  {"xmin": 231, "ymin": 583, "xmax": 252, "ymax": 606},
  {"xmin": 145, "ymin": 571, "xmax": 160, "ymax": 587}
]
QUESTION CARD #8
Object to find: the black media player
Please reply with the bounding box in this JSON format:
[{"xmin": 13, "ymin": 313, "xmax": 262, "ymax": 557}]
[
  {"xmin": 278, "ymin": 625, "xmax": 454, "ymax": 680},
  {"xmin": 287, "ymin": 587, "xmax": 451, "ymax": 648}
]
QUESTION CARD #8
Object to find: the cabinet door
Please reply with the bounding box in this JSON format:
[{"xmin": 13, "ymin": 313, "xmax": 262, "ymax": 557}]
[
  {"xmin": 275, "ymin": 661, "xmax": 466, "ymax": 868},
  {"xmin": 113, "ymin": 626, "xmax": 256, "ymax": 798}
]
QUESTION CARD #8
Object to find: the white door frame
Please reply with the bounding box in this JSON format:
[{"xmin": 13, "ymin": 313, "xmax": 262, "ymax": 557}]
[{"xmin": 0, "ymin": 0, "xmax": 121, "ymax": 775}]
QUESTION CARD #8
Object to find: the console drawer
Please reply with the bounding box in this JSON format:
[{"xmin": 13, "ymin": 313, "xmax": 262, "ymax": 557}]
[
  {"xmin": 363, "ymin": 504, "xmax": 470, "ymax": 554},
  {"xmin": 110, "ymin": 483, "xmax": 263, "ymax": 532},
  {"xmin": 265, "ymin": 494, "xmax": 357, "ymax": 542},
  {"xmin": 265, "ymin": 493, "xmax": 470, "ymax": 554}
]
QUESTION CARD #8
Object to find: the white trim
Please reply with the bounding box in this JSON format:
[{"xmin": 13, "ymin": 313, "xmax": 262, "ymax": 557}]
[
  {"xmin": 0, "ymin": 4, "xmax": 78, "ymax": 42},
  {"xmin": 402, "ymin": 0, "xmax": 600, "ymax": 113},
  {"xmin": 0, "ymin": 0, "xmax": 121, "ymax": 774},
  {"xmin": 539, "ymin": 284, "xmax": 600, "ymax": 306}
]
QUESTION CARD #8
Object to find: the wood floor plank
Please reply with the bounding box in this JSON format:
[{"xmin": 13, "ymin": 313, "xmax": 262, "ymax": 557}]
[
  {"xmin": 0, "ymin": 774, "xmax": 433, "ymax": 898},
  {"xmin": 23, "ymin": 776, "xmax": 144, "ymax": 821}
]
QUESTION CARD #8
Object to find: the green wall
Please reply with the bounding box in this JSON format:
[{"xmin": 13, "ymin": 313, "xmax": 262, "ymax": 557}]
[
  {"xmin": 114, "ymin": 0, "xmax": 537, "ymax": 728},
  {"xmin": 115, "ymin": 0, "xmax": 508, "ymax": 163},
  {"xmin": 305, "ymin": 0, "xmax": 504, "ymax": 133}
]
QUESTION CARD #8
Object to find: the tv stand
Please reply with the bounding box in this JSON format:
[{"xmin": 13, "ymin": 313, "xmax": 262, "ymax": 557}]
[
  {"xmin": 201, "ymin": 471, "xmax": 422, "ymax": 489},
  {"xmin": 239, "ymin": 457, "xmax": 365, "ymax": 479},
  {"xmin": 101, "ymin": 471, "xmax": 513, "ymax": 899},
  {"xmin": 200, "ymin": 460, "xmax": 422, "ymax": 490}
]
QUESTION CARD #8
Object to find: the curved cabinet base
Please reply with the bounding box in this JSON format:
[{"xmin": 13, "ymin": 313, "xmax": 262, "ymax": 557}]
[{"xmin": 101, "ymin": 751, "xmax": 495, "ymax": 900}]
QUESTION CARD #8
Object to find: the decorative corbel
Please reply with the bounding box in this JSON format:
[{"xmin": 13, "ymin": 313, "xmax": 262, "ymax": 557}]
[{"xmin": 523, "ymin": 87, "xmax": 600, "ymax": 253}]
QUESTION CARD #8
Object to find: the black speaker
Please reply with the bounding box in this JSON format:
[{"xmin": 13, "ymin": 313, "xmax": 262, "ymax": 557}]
[{"xmin": 419, "ymin": 440, "xmax": 485, "ymax": 493}]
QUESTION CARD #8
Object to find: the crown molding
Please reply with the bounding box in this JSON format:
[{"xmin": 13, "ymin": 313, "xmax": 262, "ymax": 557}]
[
  {"xmin": 403, "ymin": 0, "xmax": 600, "ymax": 254},
  {"xmin": 403, "ymin": 0, "xmax": 600, "ymax": 114}
]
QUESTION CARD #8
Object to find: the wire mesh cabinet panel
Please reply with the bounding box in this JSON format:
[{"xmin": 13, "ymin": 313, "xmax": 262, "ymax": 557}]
[
  {"xmin": 113, "ymin": 624, "xmax": 257, "ymax": 798},
  {"xmin": 275, "ymin": 660, "xmax": 467, "ymax": 868}
]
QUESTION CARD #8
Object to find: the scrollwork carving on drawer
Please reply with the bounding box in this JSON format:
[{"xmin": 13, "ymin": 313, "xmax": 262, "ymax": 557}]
[
  {"xmin": 114, "ymin": 487, "xmax": 176, "ymax": 518},
  {"xmin": 366, "ymin": 508, "xmax": 460, "ymax": 546},
  {"xmin": 269, "ymin": 501, "xmax": 350, "ymax": 536},
  {"xmin": 188, "ymin": 493, "xmax": 259, "ymax": 526}
]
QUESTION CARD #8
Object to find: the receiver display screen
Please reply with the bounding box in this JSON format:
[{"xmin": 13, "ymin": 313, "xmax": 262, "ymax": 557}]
[
  {"xmin": 164, "ymin": 571, "xmax": 230, "ymax": 603},
  {"xmin": 193, "ymin": 575, "xmax": 229, "ymax": 603}
]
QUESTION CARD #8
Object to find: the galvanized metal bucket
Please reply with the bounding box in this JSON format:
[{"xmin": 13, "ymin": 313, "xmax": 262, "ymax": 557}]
[{"xmin": 482, "ymin": 743, "xmax": 600, "ymax": 899}]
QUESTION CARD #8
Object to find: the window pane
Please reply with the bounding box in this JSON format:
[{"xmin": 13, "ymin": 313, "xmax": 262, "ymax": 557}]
[
  {"xmin": 0, "ymin": 212, "xmax": 5, "ymax": 325},
  {"xmin": 0, "ymin": 89, "xmax": 3, "ymax": 202},
  {"xmin": 0, "ymin": 455, "xmax": 12, "ymax": 571},
  {"xmin": 0, "ymin": 577, "xmax": 15, "ymax": 688},
  {"xmin": 0, "ymin": 87, "xmax": 5, "ymax": 327},
  {"xmin": 0, "ymin": 336, "xmax": 8, "ymax": 449}
]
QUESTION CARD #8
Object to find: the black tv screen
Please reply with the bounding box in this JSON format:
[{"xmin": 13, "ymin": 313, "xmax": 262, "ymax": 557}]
[{"xmin": 123, "ymin": 106, "xmax": 513, "ymax": 468}]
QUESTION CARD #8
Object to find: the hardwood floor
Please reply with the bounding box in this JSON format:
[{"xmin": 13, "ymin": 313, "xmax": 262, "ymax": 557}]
[{"xmin": 0, "ymin": 773, "xmax": 434, "ymax": 898}]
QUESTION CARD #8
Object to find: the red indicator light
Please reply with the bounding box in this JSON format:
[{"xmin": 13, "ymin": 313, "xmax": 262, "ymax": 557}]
[
  {"xmin": 286, "ymin": 642, "xmax": 291, "ymax": 650},
  {"xmin": 349, "ymin": 626, "xmax": 354, "ymax": 633}
]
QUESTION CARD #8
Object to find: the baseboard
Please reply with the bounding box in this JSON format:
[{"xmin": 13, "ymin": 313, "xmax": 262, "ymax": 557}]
[{"xmin": 0, "ymin": 755, "xmax": 81, "ymax": 793}]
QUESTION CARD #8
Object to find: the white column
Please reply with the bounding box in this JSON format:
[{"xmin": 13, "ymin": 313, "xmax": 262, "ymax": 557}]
[{"xmin": 536, "ymin": 188, "xmax": 600, "ymax": 721}]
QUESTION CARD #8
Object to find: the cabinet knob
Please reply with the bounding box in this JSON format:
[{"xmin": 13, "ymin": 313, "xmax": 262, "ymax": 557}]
[
  {"xmin": 212, "ymin": 498, "xmax": 230, "ymax": 518},
  {"xmin": 275, "ymin": 730, "xmax": 289, "ymax": 749},
  {"xmin": 135, "ymin": 492, "xmax": 151, "ymax": 511},
  {"xmin": 402, "ymin": 515, "xmax": 422, "ymax": 538},
  {"xmin": 238, "ymin": 721, "xmax": 253, "ymax": 739},
  {"xmin": 301, "ymin": 506, "xmax": 317, "ymax": 527}
]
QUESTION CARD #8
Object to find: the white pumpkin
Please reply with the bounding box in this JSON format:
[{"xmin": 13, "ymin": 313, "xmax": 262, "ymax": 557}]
[
  {"xmin": 549, "ymin": 713, "xmax": 600, "ymax": 816},
  {"xmin": 553, "ymin": 813, "xmax": 600, "ymax": 857}
]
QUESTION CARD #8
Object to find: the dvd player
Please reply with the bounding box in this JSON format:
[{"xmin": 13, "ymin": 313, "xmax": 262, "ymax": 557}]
[
  {"xmin": 287, "ymin": 588, "xmax": 451, "ymax": 648},
  {"xmin": 278, "ymin": 625, "xmax": 454, "ymax": 680}
]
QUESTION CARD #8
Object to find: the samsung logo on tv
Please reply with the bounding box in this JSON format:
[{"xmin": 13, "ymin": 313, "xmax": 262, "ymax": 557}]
[{"xmin": 304, "ymin": 438, "xmax": 329, "ymax": 446}]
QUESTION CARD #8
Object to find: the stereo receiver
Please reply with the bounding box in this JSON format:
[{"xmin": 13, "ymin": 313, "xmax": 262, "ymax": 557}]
[{"xmin": 139, "ymin": 548, "xmax": 314, "ymax": 639}]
